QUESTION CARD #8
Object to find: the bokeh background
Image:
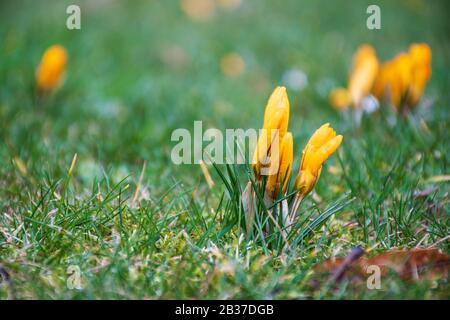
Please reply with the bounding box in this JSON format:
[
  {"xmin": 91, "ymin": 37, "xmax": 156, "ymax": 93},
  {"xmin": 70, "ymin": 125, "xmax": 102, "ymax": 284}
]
[
  {"xmin": 1, "ymin": 0, "xmax": 449, "ymax": 184},
  {"xmin": 0, "ymin": 0, "xmax": 449, "ymax": 299}
]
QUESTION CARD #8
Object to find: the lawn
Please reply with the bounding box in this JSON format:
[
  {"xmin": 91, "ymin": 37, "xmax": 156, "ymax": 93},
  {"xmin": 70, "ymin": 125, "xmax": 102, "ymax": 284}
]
[{"xmin": 0, "ymin": 0, "xmax": 449, "ymax": 299}]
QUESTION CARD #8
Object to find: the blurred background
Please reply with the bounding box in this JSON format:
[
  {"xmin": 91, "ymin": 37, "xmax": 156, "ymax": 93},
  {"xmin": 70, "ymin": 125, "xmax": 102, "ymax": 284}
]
[{"xmin": 0, "ymin": 0, "xmax": 449, "ymax": 187}]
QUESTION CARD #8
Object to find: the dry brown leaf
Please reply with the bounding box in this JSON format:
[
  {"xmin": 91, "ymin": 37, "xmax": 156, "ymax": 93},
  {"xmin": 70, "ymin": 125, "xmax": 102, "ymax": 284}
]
[{"xmin": 313, "ymin": 248, "xmax": 450, "ymax": 284}]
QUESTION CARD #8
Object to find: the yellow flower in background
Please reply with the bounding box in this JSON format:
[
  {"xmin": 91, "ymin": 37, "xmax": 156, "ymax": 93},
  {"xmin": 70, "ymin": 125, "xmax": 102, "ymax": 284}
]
[
  {"xmin": 331, "ymin": 43, "xmax": 432, "ymax": 113},
  {"xmin": 347, "ymin": 45, "xmax": 379, "ymax": 108},
  {"xmin": 36, "ymin": 45, "xmax": 68, "ymax": 92},
  {"xmin": 406, "ymin": 43, "xmax": 432, "ymax": 107},
  {"xmin": 372, "ymin": 60, "xmax": 391, "ymax": 103},
  {"xmin": 295, "ymin": 123, "xmax": 343, "ymax": 198},
  {"xmin": 373, "ymin": 43, "xmax": 432, "ymax": 110},
  {"xmin": 329, "ymin": 87, "xmax": 352, "ymax": 110},
  {"xmin": 373, "ymin": 52, "xmax": 411, "ymax": 110},
  {"xmin": 252, "ymin": 86, "xmax": 290, "ymax": 178},
  {"xmin": 265, "ymin": 132, "xmax": 293, "ymax": 201},
  {"xmin": 329, "ymin": 44, "xmax": 379, "ymax": 110}
]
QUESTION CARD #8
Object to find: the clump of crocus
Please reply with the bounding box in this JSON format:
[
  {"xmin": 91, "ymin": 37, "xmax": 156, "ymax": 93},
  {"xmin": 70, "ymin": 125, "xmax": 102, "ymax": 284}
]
[
  {"xmin": 244, "ymin": 86, "xmax": 342, "ymax": 238},
  {"xmin": 373, "ymin": 43, "xmax": 432, "ymax": 112},
  {"xmin": 372, "ymin": 53, "xmax": 411, "ymax": 110},
  {"xmin": 407, "ymin": 43, "xmax": 432, "ymax": 107},
  {"xmin": 244, "ymin": 86, "xmax": 291, "ymax": 235},
  {"xmin": 330, "ymin": 43, "xmax": 432, "ymax": 117},
  {"xmin": 36, "ymin": 45, "xmax": 68, "ymax": 93},
  {"xmin": 329, "ymin": 44, "xmax": 379, "ymax": 110}
]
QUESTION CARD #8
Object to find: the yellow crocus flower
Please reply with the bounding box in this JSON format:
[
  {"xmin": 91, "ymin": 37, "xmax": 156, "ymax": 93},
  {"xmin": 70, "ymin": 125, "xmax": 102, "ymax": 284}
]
[
  {"xmin": 295, "ymin": 123, "xmax": 343, "ymax": 198},
  {"xmin": 36, "ymin": 45, "xmax": 68, "ymax": 92},
  {"xmin": 347, "ymin": 44, "xmax": 379, "ymax": 108},
  {"xmin": 406, "ymin": 43, "xmax": 432, "ymax": 107},
  {"xmin": 329, "ymin": 45, "xmax": 379, "ymax": 110},
  {"xmin": 373, "ymin": 43, "xmax": 432, "ymax": 111},
  {"xmin": 265, "ymin": 132, "xmax": 293, "ymax": 201},
  {"xmin": 252, "ymin": 86, "xmax": 290, "ymax": 178},
  {"xmin": 373, "ymin": 54, "xmax": 408, "ymax": 110}
]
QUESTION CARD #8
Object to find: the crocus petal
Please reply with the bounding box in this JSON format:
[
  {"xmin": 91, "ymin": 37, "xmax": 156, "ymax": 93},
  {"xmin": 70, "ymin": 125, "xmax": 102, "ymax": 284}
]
[
  {"xmin": 372, "ymin": 61, "xmax": 392, "ymax": 100},
  {"xmin": 278, "ymin": 132, "xmax": 294, "ymax": 192},
  {"xmin": 266, "ymin": 132, "xmax": 293, "ymax": 199},
  {"xmin": 308, "ymin": 135, "xmax": 343, "ymax": 173},
  {"xmin": 329, "ymin": 87, "xmax": 351, "ymax": 110},
  {"xmin": 263, "ymin": 86, "xmax": 290, "ymax": 137},
  {"xmin": 307, "ymin": 123, "xmax": 336, "ymax": 149}
]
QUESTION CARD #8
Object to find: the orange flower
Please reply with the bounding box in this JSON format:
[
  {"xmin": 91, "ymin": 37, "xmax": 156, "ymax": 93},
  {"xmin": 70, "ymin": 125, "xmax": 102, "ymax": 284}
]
[
  {"xmin": 36, "ymin": 45, "xmax": 68, "ymax": 92},
  {"xmin": 372, "ymin": 61, "xmax": 391, "ymax": 103},
  {"xmin": 252, "ymin": 86, "xmax": 290, "ymax": 178}
]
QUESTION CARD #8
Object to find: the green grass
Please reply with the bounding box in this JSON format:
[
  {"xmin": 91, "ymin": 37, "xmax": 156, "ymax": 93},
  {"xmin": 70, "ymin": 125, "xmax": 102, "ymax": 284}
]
[{"xmin": 0, "ymin": 0, "xmax": 449, "ymax": 299}]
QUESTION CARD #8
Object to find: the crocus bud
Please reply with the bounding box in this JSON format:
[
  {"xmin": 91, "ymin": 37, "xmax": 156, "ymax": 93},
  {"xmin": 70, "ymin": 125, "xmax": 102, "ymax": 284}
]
[
  {"xmin": 252, "ymin": 86, "xmax": 290, "ymax": 178},
  {"xmin": 295, "ymin": 123, "xmax": 343, "ymax": 197}
]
